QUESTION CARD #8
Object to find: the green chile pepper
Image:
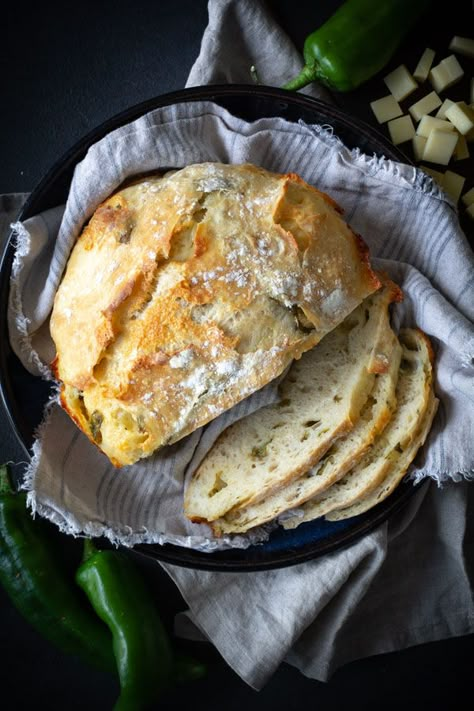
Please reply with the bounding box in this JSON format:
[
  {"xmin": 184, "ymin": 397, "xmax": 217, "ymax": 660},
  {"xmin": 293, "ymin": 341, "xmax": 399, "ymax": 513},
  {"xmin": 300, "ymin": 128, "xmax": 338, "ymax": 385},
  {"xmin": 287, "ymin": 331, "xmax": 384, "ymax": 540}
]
[
  {"xmin": 0, "ymin": 465, "xmax": 115, "ymax": 674},
  {"xmin": 283, "ymin": 0, "xmax": 431, "ymax": 92},
  {"xmin": 76, "ymin": 539, "xmax": 174, "ymax": 711}
]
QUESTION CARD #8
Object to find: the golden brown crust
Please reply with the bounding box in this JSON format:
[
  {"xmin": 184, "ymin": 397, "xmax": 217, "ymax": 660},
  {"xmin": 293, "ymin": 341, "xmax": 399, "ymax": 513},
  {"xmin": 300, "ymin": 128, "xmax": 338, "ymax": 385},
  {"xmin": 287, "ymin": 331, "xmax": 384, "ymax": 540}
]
[{"xmin": 50, "ymin": 163, "xmax": 380, "ymax": 466}]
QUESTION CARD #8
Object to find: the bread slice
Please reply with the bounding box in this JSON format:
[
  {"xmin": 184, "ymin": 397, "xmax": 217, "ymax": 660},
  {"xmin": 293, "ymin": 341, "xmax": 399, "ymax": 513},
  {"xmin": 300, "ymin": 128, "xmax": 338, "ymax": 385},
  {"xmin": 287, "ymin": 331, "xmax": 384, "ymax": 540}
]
[
  {"xmin": 184, "ymin": 280, "xmax": 402, "ymax": 524},
  {"xmin": 326, "ymin": 391, "xmax": 438, "ymax": 521},
  {"xmin": 50, "ymin": 163, "xmax": 381, "ymax": 466},
  {"xmin": 283, "ymin": 328, "xmax": 436, "ymax": 529},
  {"xmin": 211, "ymin": 332, "xmax": 402, "ymax": 536}
]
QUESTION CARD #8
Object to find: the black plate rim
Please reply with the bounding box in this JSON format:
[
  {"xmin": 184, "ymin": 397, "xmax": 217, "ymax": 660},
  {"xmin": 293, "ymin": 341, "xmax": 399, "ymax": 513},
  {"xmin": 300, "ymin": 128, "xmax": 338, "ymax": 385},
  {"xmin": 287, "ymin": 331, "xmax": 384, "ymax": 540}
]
[{"xmin": 0, "ymin": 84, "xmax": 419, "ymax": 572}]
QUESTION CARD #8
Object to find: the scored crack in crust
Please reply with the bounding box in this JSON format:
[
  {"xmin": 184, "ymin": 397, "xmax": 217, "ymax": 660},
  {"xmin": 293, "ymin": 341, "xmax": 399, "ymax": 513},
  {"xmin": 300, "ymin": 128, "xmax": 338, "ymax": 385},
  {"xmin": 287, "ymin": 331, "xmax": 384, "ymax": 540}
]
[{"xmin": 50, "ymin": 162, "xmax": 380, "ymax": 467}]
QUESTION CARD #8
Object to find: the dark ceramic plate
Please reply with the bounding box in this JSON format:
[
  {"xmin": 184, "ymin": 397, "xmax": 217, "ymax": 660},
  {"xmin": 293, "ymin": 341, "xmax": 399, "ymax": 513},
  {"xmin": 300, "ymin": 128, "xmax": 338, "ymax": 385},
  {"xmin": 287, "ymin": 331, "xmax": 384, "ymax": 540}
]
[{"xmin": 0, "ymin": 85, "xmax": 422, "ymax": 572}]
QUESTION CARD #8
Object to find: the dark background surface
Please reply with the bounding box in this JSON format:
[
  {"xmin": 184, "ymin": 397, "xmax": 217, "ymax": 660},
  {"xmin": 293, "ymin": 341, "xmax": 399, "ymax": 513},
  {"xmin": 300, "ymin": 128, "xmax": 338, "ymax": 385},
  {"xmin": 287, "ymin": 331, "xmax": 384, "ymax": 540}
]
[{"xmin": 1, "ymin": 1, "xmax": 473, "ymax": 709}]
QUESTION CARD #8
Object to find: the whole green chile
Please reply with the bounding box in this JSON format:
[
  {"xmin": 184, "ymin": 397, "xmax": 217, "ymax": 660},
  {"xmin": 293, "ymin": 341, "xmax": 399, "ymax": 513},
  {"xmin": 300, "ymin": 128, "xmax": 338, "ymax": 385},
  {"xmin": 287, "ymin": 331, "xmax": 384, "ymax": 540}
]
[{"xmin": 283, "ymin": 0, "xmax": 431, "ymax": 92}]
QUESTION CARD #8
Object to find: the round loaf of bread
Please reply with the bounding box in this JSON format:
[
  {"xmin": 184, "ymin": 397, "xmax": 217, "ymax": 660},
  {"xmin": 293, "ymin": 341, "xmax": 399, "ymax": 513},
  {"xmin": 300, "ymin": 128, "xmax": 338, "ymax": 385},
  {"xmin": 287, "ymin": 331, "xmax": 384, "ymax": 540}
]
[{"xmin": 50, "ymin": 162, "xmax": 380, "ymax": 466}]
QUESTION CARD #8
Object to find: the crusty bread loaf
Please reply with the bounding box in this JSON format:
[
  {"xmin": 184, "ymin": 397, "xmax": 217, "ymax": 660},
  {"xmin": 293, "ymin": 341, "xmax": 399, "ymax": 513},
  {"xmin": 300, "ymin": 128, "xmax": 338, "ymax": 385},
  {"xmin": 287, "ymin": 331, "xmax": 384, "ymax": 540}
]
[
  {"xmin": 283, "ymin": 328, "xmax": 436, "ymax": 528},
  {"xmin": 50, "ymin": 163, "xmax": 380, "ymax": 466},
  {"xmin": 211, "ymin": 330, "xmax": 402, "ymax": 536},
  {"xmin": 184, "ymin": 280, "xmax": 402, "ymax": 524}
]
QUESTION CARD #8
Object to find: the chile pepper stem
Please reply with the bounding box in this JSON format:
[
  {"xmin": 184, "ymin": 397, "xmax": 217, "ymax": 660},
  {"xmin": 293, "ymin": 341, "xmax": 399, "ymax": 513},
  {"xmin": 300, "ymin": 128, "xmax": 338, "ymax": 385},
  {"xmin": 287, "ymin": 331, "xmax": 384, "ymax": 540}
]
[
  {"xmin": 82, "ymin": 537, "xmax": 98, "ymax": 562},
  {"xmin": 282, "ymin": 64, "xmax": 317, "ymax": 91}
]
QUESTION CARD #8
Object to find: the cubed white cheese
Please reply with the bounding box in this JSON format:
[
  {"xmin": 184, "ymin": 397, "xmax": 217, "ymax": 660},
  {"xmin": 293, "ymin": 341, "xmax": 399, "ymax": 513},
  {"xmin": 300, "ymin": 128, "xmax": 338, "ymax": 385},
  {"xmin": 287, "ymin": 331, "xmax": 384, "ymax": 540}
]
[
  {"xmin": 384, "ymin": 65, "xmax": 418, "ymax": 101},
  {"xmin": 448, "ymin": 36, "xmax": 474, "ymax": 60},
  {"xmin": 422, "ymin": 128, "xmax": 458, "ymax": 164},
  {"xmin": 461, "ymin": 188, "xmax": 474, "ymax": 207},
  {"xmin": 466, "ymin": 203, "xmax": 474, "ymax": 220},
  {"xmin": 442, "ymin": 55, "xmax": 464, "ymax": 84},
  {"xmin": 420, "ymin": 165, "xmax": 444, "ymax": 185},
  {"xmin": 454, "ymin": 134, "xmax": 470, "ymax": 160},
  {"xmin": 387, "ymin": 115, "xmax": 415, "ymax": 145},
  {"xmin": 413, "ymin": 48, "xmax": 435, "ymax": 82},
  {"xmin": 370, "ymin": 95, "xmax": 403, "ymax": 124},
  {"xmin": 461, "ymin": 187, "xmax": 474, "ymax": 207},
  {"xmin": 429, "ymin": 64, "xmax": 452, "ymax": 92},
  {"xmin": 429, "ymin": 55, "xmax": 464, "ymax": 92},
  {"xmin": 442, "ymin": 170, "xmax": 466, "ymax": 203},
  {"xmin": 412, "ymin": 135, "xmax": 427, "ymax": 162},
  {"xmin": 445, "ymin": 101, "xmax": 474, "ymax": 135},
  {"xmin": 408, "ymin": 91, "xmax": 441, "ymax": 122},
  {"xmin": 417, "ymin": 115, "xmax": 455, "ymax": 138},
  {"xmin": 436, "ymin": 98, "xmax": 455, "ymax": 119}
]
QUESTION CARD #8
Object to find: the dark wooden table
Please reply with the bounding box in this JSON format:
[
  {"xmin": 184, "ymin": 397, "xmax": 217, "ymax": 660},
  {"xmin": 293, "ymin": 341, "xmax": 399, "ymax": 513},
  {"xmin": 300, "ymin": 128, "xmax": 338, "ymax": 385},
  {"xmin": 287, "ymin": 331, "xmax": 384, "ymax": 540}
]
[{"xmin": 1, "ymin": 2, "xmax": 473, "ymax": 709}]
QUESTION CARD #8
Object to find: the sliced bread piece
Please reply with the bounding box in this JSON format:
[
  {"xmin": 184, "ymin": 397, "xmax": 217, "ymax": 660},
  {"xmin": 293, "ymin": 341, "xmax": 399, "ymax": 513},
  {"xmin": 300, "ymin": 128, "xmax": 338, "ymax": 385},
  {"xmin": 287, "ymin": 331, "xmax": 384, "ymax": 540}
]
[
  {"xmin": 211, "ymin": 332, "xmax": 402, "ymax": 536},
  {"xmin": 184, "ymin": 280, "xmax": 402, "ymax": 524},
  {"xmin": 326, "ymin": 391, "xmax": 438, "ymax": 521},
  {"xmin": 283, "ymin": 328, "xmax": 436, "ymax": 529}
]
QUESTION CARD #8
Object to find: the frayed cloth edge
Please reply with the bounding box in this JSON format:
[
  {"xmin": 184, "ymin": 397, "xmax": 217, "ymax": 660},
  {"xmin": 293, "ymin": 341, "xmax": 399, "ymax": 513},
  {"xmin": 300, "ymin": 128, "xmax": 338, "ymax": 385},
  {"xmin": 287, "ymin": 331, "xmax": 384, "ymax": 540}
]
[
  {"xmin": 22, "ymin": 395, "xmax": 269, "ymax": 552},
  {"xmin": 408, "ymin": 468, "xmax": 474, "ymax": 486},
  {"xmin": 298, "ymin": 120, "xmax": 449, "ymax": 203},
  {"xmin": 26, "ymin": 495, "xmax": 270, "ymax": 551},
  {"xmin": 8, "ymin": 221, "xmax": 52, "ymax": 379}
]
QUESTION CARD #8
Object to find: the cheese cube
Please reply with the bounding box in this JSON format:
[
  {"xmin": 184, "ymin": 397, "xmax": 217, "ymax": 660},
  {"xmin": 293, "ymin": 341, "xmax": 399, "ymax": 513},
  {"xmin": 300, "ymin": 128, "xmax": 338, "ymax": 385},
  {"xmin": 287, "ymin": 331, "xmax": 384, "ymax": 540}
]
[
  {"xmin": 466, "ymin": 203, "xmax": 474, "ymax": 220},
  {"xmin": 387, "ymin": 115, "xmax": 415, "ymax": 145},
  {"xmin": 422, "ymin": 129, "xmax": 458, "ymax": 164},
  {"xmin": 384, "ymin": 65, "xmax": 418, "ymax": 101},
  {"xmin": 445, "ymin": 102, "xmax": 474, "ymax": 135},
  {"xmin": 461, "ymin": 187, "xmax": 474, "ymax": 207},
  {"xmin": 429, "ymin": 64, "xmax": 452, "ymax": 93},
  {"xmin": 435, "ymin": 98, "xmax": 455, "ymax": 119},
  {"xmin": 420, "ymin": 165, "xmax": 444, "ymax": 185},
  {"xmin": 370, "ymin": 95, "xmax": 403, "ymax": 124},
  {"xmin": 408, "ymin": 92, "xmax": 441, "ymax": 122},
  {"xmin": 442, "ymin": 55, "xmax": 464, "ymax": 84},
  {"xmin": 443, "ymin": 171, "xmax": 466, "ymax": 203},
  {"xmin": 413, "ymin": 48, "xmax": 435, "ymax": 82},
  {"xmin": 449, "ymin": 36, "xmax": 474, "ymax": 60},
  {"xmin": 454, "ymin": 134, "xmax": 470, "ymax": 161},
  {"xmin": 430, "ymin": 55, "xmax": 464, "ymax": 92},
  {"xmin": 412, "ymin": 135, "xmax": 427, "ymax": 162},
  {"xmin": 417, "ymin": 115, "xmax": 455, "ymax": 138}
]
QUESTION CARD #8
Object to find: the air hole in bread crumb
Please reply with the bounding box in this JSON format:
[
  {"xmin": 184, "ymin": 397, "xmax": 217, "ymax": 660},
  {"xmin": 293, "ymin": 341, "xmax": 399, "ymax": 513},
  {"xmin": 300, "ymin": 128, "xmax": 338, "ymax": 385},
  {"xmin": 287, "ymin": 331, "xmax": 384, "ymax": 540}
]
[
  {"xmin": 303, "ymin": 419, "xmax": 321, "ymax": 428},
  {"xmin": 401, "ymin": 334, "xmax": 420, "ymax": 352},
  {"xmin": 400, "ymin": 358, "xmax": 416, "ymax": 372}
]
